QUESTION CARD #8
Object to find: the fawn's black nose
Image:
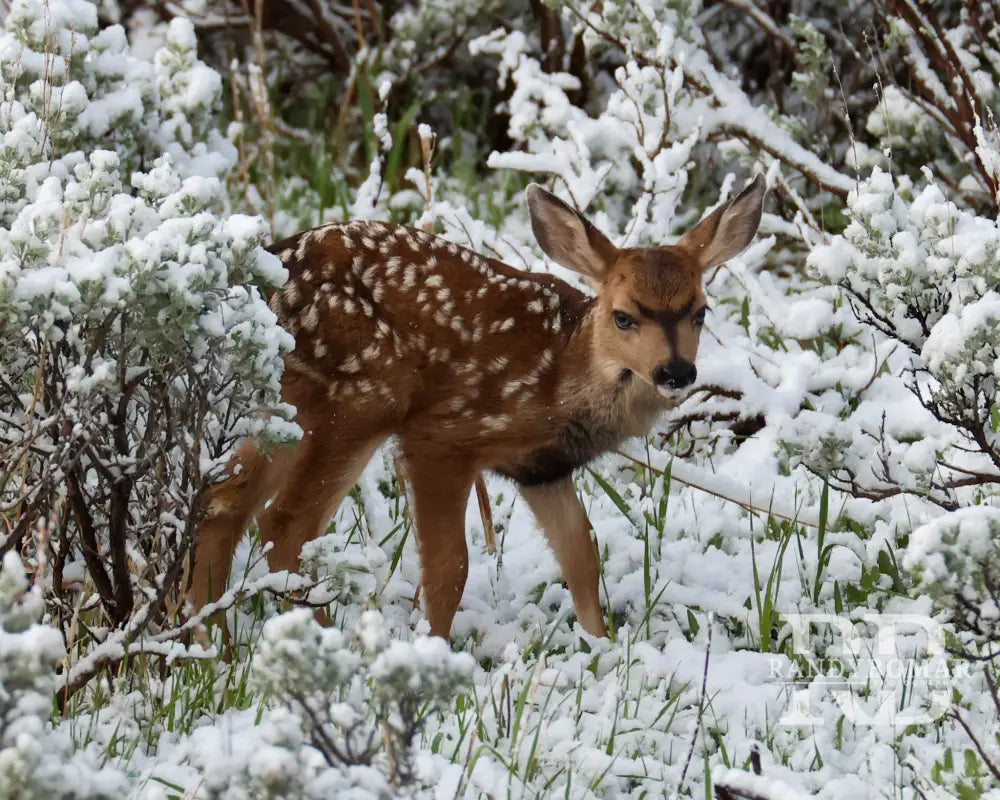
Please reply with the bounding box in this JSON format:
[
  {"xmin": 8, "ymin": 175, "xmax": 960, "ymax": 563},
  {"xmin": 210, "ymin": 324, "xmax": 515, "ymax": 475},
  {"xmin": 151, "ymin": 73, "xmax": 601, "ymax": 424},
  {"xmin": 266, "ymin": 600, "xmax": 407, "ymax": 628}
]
[{"xmin": 652, "ymin": 360, "xmax": 697, "ymax": 390}]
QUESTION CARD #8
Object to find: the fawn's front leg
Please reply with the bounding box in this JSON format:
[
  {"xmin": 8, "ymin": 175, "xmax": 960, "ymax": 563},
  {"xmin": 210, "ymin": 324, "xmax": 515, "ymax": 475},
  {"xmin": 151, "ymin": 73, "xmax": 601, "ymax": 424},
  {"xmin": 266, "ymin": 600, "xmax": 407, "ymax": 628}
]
[{"xmin": 519, "ymin": 476, "xmax": 608, "ymax": 637}]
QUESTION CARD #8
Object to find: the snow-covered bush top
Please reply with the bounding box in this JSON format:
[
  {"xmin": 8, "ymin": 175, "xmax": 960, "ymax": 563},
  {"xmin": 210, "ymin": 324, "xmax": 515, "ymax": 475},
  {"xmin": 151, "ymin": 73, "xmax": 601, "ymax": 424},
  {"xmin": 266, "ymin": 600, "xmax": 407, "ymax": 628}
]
[
  {"xmin": 247, "ymin": 609, "xmax": 474, "ymax": 795},
  {"xmin": 1, "ymin": 0, "xmax": 230, "ymax": 210},
  {"xmin": 0, "ymin": 6, "xmax": 291, "ymax": 422},
  {"xmin": 800, "ymin": 166, "xmax": 1000, "ymax": 508},
  {"xmin": 905, "ymin": 507, "xmax": 1000, "ymax": 640}
]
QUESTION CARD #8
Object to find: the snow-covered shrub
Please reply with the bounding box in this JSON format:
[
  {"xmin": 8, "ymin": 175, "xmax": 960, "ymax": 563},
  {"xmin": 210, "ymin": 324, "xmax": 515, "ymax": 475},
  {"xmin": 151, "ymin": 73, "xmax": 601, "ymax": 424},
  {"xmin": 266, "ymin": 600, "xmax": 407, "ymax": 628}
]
[
  {"xmin": 491, "ymin": 0, "xmax": 853, "ymax": 220},
  {"xmin": 244, "ymin": 609, "xmax": 473, "ymax": 794},
  {"xmin": 0, "ymin": 552, "xmax": 125, "ymax": 798},
  {"xmin": 800, "ymin": 167, "xmax": 1000, "ymax": 509},
  {"xmin": 0, "ymin": 0, "xmax": 295, "ymax": 668},
  {"xmin": 180, "ymin": 703, "xmax": 397, "ymax": 800},
  {"xmin": 472, "ymin": 0, "xmax": 711, "ymax": 244},
  {"xmin": 0, "ymin": 551, "xmax": 63, "ymax": 796},
  {"xmin": 904, "ymin": 507, "xmax": 1000, "ymax": 651}
]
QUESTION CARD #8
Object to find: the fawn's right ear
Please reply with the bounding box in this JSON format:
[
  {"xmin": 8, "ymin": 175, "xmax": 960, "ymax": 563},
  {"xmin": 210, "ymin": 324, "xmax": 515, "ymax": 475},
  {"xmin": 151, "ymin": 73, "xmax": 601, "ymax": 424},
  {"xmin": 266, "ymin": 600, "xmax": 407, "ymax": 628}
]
[{"xmin": 526, "ymin": 184, "xmax": 619, "ymax": 282}]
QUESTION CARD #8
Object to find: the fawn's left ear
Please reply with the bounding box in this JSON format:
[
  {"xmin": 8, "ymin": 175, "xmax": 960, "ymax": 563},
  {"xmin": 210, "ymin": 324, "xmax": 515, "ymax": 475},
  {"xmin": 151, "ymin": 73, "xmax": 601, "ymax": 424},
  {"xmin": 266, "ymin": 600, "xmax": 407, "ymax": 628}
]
[
  {"xmin": 526, "ymin": 184, "xmax": 619, "ymax": 282},
  {"xmin": 677, "ymin": 174, "xmax": 766, "ymax": 271}
]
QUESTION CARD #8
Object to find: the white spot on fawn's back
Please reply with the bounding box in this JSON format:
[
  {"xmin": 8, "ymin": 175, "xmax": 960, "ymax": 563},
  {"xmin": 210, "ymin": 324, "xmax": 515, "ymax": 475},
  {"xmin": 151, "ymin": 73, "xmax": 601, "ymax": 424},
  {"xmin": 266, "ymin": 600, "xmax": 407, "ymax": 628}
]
[
  {"xmin": 301, "ymin": 304, "xmax": 320, "ymax": 331},
  {"xmin": 339, "ymin": 355, "xmax": 361, "ymax": 373},
  {"xmin": 481, "ymin": 414, "xmax": 511, "ymax": 431},
  {"xmin": 295, "ymin": 232, "xmax": 313, "ymax": 259},
  {"xmin": 282, "ymin": 281, "xmax": 301, "ymax": 306},
  {"xmin": 501, "ymin": 380, "xmax": 524, "ymax": 399},
  {"xmin": 487, "ymin": 355, "xmax": 510, "ymax": 373}
]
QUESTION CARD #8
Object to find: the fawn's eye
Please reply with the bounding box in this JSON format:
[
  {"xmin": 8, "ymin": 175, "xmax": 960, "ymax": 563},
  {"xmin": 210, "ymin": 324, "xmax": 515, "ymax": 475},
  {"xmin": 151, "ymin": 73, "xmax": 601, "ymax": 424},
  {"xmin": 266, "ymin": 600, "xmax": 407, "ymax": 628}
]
[
  {"xmin": 613, "ymin": 311, "xmax": 636, "ymax": 330},
  {"xmin": 693, "ymin": 306, "xmax": 708, "ymax": 325}
]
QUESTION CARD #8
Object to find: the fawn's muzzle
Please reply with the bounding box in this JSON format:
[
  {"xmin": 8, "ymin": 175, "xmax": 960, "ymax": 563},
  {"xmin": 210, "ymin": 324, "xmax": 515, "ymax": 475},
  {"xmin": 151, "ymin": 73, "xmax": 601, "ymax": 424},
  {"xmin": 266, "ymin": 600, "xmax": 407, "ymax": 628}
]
[{"xmin": 652, "ymin": 360, "xmax": 697, "ymax": 390}]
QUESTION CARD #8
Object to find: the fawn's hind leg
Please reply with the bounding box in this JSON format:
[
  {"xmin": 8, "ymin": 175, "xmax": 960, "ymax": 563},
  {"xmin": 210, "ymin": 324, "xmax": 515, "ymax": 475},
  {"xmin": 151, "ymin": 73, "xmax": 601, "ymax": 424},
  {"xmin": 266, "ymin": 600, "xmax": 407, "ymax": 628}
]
[
  {"xmin": 402, "ymin": 444, "xmax": 477, "ymax": 638},
  {"xmin": 256, "ymin": 423, "xmax": 386, "ymax": 586},
  {"xmin": 190, "ymin": 440, "xmax": 295, "ymax": 609}
]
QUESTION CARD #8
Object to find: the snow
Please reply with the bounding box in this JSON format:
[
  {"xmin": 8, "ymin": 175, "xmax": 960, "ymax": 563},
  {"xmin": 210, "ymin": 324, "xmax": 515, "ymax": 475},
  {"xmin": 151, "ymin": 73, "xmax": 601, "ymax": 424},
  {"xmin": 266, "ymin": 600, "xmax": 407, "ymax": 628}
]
[{"xmin": 5, "ymin": 0, "xmax": 1000, "ymax": 797}]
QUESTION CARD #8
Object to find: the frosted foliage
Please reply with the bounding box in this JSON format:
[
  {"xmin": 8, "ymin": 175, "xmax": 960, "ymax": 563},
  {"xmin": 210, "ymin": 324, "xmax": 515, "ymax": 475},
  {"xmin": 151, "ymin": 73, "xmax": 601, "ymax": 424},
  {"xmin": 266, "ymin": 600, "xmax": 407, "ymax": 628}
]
[
  {"xmin": 0, "ymin": 6, "xmax": 232, "ymax": 227},
  {"xmin": 254, "ymin": 608, "xmax": 361, "ymax": 698},
  {"xmin": 977, "ymin": 123, "xmax": 1000, "ymax": 212},
  {"xmin": 799, "ymin": 168, "xmax": 1000, "ymax": 506},
  {"xmin": 468, "ymin": 0, "xmax": 849, "ymax": 259},
  {"xmin": 0, "ymin": 0, "xmax": 295, "ymax": 679},
  {"xmin": 861, "ymin": 15, "xmax": 1000, "ymax": 202},
  {"xmin": 473, "ymin": 6, "xmax": 699, "ymax": 245},
  {"xmin": 905, "ymin": 508, "xmax": 1000, "ymax": 649},
  {"xmin": 184, "ymin": 706, "xmax": 395, "ymax": 800},
  {"xmin": 0, "ymin": 553, "xmax": 123, "ymax": 798},
  {"xmin": 236, "ymin": 609, "xmax": 473, "ymax": 797}
]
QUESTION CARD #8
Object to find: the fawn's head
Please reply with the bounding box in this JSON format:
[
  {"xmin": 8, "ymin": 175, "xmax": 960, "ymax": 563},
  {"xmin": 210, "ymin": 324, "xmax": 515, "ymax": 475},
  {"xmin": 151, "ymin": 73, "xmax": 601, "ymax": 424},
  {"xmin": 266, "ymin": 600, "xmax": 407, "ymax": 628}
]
[{"xmin": 527, "ymin": 176, "xmax": 766, "ymax": 399}]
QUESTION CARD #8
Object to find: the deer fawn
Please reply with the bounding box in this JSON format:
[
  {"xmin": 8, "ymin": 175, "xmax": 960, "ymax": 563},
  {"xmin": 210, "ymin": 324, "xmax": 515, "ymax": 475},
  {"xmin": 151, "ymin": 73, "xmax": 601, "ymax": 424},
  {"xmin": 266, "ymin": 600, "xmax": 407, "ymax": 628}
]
[{"xmin": 190, "ymin": 175, "xmax": 766, "ymax": 638}]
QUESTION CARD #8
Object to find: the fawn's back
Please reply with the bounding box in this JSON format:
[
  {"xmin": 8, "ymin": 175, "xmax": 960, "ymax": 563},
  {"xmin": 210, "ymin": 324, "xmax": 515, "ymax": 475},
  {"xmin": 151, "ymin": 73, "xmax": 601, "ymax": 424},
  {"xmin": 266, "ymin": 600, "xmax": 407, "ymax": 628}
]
[{"xmin": 269, "ymin": 220, "xmax": 591, "ymax": 462}]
